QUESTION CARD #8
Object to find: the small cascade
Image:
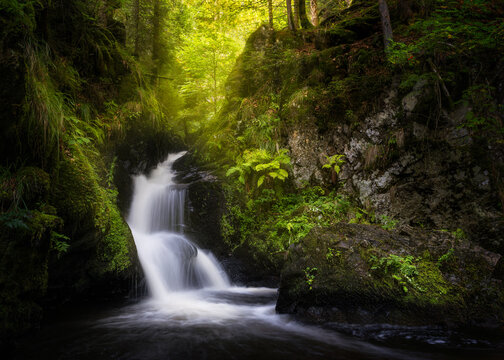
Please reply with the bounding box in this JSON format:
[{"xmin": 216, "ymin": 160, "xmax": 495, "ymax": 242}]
[{"xmin": 128, "ymin": 152, "xmax": 230, "ymax": 301}]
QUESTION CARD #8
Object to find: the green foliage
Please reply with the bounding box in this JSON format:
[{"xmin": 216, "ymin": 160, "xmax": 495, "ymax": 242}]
[
  {"xmin": 459, "ymin": 85, "xmax": 503, "ymax": 135},
  {"xmin": 369, "ymin": 254, "xmax": 421, "ymax": 293},
  {"xmin": 238, "ymin": 108, "xmax": 282, "ymax": 152},
  {"xmin": 304, "ymin": 266, "xmax": 318, "ymax": 290},
  {"xmin": 349, "ymin": 207, "xmax": 375, "ymax": 224},
  {"xmin": 50, "ymin": 231, "xmax": 70, "ymax": 258},
  {"xmin": 0, "ymin": 210, "xmax": 31, "ymax": 230},
  {"xmin": 226, "ymin": 148, "xmax": 290, "ymax": 191},
  {"xmin": 439, "ymin": 227, "xmax": 466, "ymax": 240},
  {"xmin": 452, "ymin": 228, "xmax": 466, "ymax": 240},
  {"xmin": 326, "ymin": 247, "xmax": 341, "ymax": 262},
  {"xmin": 398, "ymin": 73, "xmax": 425, "ymax": 92},
  {"xmin": 0, "ymin": 0, "xmax": 38, "ymax": 38},
  {"xmin": 437, "ymin": 248, "xmax": 455, "ymax": 268},
  {"xmin": 23, "ymin": 44, "xmax": 66, "ymax": 166},
  {"xmin": 387, "ymin": 1, "xmax": 504, "ymax": 67},
  {"xmin": 386, "ymin": 41, "xmax": 416, "ymax": 67},
  {"xmin": 222, "ymin": 182, "xmax": 357, "ymax": 269},
  {"xmin": 378, "ymin": 214, "xmax": 398, "ymax": 230},
  {"xmin": 322, "ymin": 154, "xmax": 345, "ymax": 174},
  {"xmin": 106, "ymin": 157, "xmax": 117, "ymax": 188},
  {"xmin": 384, "ymin": 0, "xmax": 504, "ymax": 139},
  {"xmin": 164, "ymin": 0, "xmax": 288, "ymax": 143}
]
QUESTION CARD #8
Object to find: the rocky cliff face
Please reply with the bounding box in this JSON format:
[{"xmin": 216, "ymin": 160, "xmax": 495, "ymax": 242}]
[
  {"xmin": 287, "ymin": 85, "xmax": 504, "ymax": 254},
  {"xmin": 217, "ymin": 0, "xmax": 504, "ymax": 326},
  {"xmin": 225, "ymin": 0, "xmax": 503, "ymax": 251}
]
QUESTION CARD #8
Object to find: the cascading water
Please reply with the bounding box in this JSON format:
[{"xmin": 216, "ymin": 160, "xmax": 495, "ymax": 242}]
[
  {"xmin": 128, "ymin": 152, "xmax": 230, "ymax": 300},
  {"xmin": 17, "ymin": 153, "xmax": 474, "ymax": 360}
]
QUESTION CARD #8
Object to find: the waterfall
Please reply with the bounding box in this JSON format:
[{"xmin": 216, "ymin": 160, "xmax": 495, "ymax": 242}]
[
  {"xmin": 128, "ymin": 152, "xmax": 230, "ymax": 301},
  {"xmin": 19, "ymin": 153, "xmax": 420, "ymax": 360}
]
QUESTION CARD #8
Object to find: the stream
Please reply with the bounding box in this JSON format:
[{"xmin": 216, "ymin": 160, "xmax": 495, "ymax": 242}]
[{"xmin": 15, "ymin": 153, "xmax": 503, "ymax": 360}]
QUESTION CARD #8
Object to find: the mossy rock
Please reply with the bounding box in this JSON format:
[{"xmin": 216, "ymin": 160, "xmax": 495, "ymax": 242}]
[
  {"xmin": 48, "ymin": 143, "xmax": 138, "ymax": 299},
  {"xmin": 315, "ymin": 27, "xmax": 357, "ymax": 49},
  {"xmin": 339, "ymin": 1, "xmax": 380, "ymax": 37},
  {"xmin": 277, "ymin": 223, "xmax": 504, "ymax": 328}
]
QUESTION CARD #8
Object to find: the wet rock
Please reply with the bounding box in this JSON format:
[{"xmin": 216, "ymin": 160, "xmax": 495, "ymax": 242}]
[
  {"xmin": 172, "ymin": 153, "xmax": 227, "ymax": 255},
  {"xmin": 277, "ymin": 224, "xmax": 504, "ymax": 328}
]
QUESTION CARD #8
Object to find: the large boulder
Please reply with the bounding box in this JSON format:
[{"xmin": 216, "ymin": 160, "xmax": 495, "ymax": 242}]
[{"xmin": 277, "ymin": 223, "xmax": 504, "ymax": 328}]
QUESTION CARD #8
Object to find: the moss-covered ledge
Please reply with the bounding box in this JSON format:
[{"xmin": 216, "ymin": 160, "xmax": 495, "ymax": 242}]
[
  {"xmin": 47, "ymin": 143, "xmax": 139, "ymax": 301},
  {"xmin": 276, "ymin": 223, "xmax": 504, "ymax": 328}
]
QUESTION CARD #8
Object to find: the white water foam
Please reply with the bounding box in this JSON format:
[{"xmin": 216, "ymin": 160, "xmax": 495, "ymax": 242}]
[
  {"xmin": 122, "ymin": 153, "xmax": 423, "ymax": 360},
  {"xmin": 128, "ymin": 152, "xmax": 230, "ymax": 301}
]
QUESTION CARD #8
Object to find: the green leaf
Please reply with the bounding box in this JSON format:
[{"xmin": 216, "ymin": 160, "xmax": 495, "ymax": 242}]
[
  {"xmin": 257, "ymin": 175, "xmax": 265, "ymax": 187},
  {"xmin": 255, "ymin": 163, "xmax": 271, "ymax": 171},
  {"xmin": 226, "ymin": 167, "xmax": 240, "ymax": 177},
  {"xmin": 278, "ymin": 169, "xmax": 288, "ymax": 178}
]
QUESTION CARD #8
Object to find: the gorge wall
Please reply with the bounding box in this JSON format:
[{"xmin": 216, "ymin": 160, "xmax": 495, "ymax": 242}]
[{"xmin": 215, "ymin": 0, "xmax": 504, "ymax": 327}]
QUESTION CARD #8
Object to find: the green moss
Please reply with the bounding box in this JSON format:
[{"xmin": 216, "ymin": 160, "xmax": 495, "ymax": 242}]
[
  {"xmin": 282, "ymin": 223, "xmax": 504, "ymax": 324},
  {"xmin": 414, "ymin": 260, "xmax": 464, "ymax": 307},
  {"xmin": 96, "ymin": 200, "xmax": 133, "ymax": 273},
  {"xmin": 326, "ymin": 27, "xmax": 357, "ymax": 44},
  {"xmin": 51, "ymin": 142, "xmax": 134, "ymax": 276},
  {"xmin": 15, "ymin": 167, "xmax": 50, "ymax": 205},
  {"xmin": 29, "ymin": 209, "xmax": 63, "ymax": 245}
]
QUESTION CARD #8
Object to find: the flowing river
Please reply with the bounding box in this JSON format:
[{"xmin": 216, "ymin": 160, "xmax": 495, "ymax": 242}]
[{"xmin": 15, "ymin": 153, "xmax": 503, "ymax": 360}]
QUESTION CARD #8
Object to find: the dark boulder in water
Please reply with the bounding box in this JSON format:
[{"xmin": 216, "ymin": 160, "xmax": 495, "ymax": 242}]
[{"xmin": 277, "ymin": 223, "xmax": 504, "ymax": 329}]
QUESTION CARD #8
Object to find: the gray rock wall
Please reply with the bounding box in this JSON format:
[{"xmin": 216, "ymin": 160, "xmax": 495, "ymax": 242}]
[{"xmin": 285, "ymin": 80, "xmax": 504, "ymax": 253}]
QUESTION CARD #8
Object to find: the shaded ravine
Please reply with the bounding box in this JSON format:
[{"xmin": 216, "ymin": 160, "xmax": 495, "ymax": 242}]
[{"xmin": 14, "ymin": 153, "xmax": 503, "ymax": 360}]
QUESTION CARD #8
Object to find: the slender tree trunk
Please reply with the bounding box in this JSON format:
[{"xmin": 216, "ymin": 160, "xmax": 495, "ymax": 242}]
[
  {"xmin": 268, "ymin": 0, "xmax": 273, "ymax": 28},
  {"xmin": 298, "ymin": 0, "xmax": 312, "ymax": 28},
  {"xmin": 293, "ymin": 0, "xmax": 300, "ymax": 28},
  {"xmin": 310, "ymin": 0, "xmax": 319, "ymax": 27},
  {"xmin": 133, "ymin": 0, "xmax": 140, "ymax": 56},
  {"xmin": 152, "ymin": 0, "xmax": 161, "ymax": 76},
  {"xmin": 378, "ymin": 0, "xmax": 393, "ymax": 49},
  {"xmin": 286, "ymin": 0, "xmax": 295, "ymax": 31},
  {"xmin": 212, "ymin": 50, "xmax": 218, "ymax": 116}
]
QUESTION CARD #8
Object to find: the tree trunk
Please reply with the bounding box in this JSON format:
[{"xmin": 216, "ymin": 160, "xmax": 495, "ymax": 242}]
[
  {"xmin": 212, "ymin": 50, "xmax": 218, "ymax": 116},
  {"xmin": 133, "ymin": 0, "xmax": 140, "ymax": 56},
  {"xmin": 293, "ymin": 0, "xmax": 300, "ymax": 28},
  {"xmin": 298, "ymin": 0, "xmax": 312, "ymax": 29},
  {"xmin": 378, "ymin": 0, "xmax": 393, "ymax": 49},
  {"xmin": 268, "ymin": 0, "xmax": 273, "ymax": 28},
  {"xmin": 286, "ymin": 0, "xmax": 295, "ymax": 31},
  {"xmin": 310, "ymin": 0, "xmax": 319, "ymax": 27},
  {"xmin": 152, "ymin": 0, "xmax": 161, "ymax": 76}
]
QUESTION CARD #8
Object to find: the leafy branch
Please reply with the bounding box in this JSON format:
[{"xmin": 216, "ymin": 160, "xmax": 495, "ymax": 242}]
[{"xmin": 226, "ymin": 148, "xmax": 291, "ymax": 192}]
